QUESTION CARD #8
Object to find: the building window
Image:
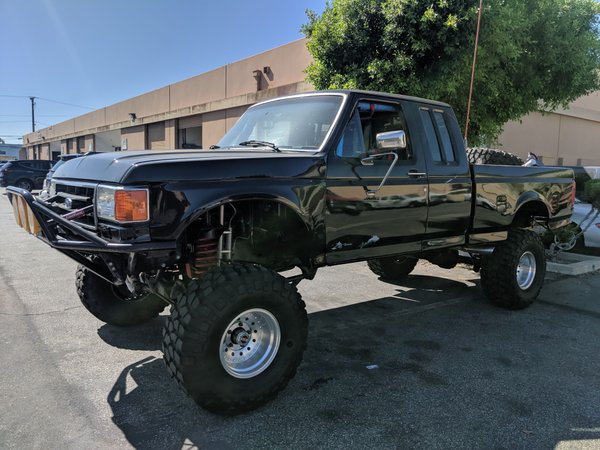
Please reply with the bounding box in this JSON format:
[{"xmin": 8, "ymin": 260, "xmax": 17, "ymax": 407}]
[
  {"xmin": 179, "ymin": 126, "xmax": 202, "ymax": 149},
  {"xmin": 77, "ymin": 136, "xmax": 85, "ymax": 153},
  {"xmin": 178, "ymin": 115, "xmax": 203, "ymax": 149}
]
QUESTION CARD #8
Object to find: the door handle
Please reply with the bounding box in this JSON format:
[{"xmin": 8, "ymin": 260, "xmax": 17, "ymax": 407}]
[{"xmin": 407, "ymin": 170, "xmax": 426, "ymax": 178}]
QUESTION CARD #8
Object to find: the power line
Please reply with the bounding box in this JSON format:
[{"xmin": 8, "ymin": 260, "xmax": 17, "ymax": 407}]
[
  {"xmin": 0, "ymin": 94, "xmax": 94, "ymax": 110},
  {"xmin": 0, "ymin": 95, "xmax": 95, "ymax": 135},
  {"xmin": 35, "ymin": 97, "xmax": 94, "ymax": 110},
  {"xmin": 0, "ymin": 114, "xmax": 72, "ymax": 118}
]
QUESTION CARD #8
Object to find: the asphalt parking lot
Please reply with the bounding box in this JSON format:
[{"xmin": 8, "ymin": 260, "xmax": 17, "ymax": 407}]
[{"xmin": 1, "ymin": 193, "xmax": 600, "ymax": 450}]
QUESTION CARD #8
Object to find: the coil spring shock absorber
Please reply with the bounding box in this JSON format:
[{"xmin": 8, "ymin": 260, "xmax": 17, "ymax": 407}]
[
  {"xmin": 185, "ymin": 206, "xmax": 233, "ymax": 279},
  {"xmin": 185, "ymin": 234, "xmax": 219, "ymax": 279}
]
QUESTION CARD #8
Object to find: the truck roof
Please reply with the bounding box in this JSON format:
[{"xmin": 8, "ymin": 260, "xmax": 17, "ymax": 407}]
[{"xmin": 270, "ymin": 89, "xmax": 451, "ymax": 109}]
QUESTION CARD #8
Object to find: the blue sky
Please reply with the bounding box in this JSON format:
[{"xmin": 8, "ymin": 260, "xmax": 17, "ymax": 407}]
[{"xmin": 0, "ymin": 0, "xmax": 326, "ymax": 144}]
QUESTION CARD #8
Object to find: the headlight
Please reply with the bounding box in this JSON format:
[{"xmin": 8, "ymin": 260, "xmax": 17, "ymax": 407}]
[
  {"xmin": 49, "ymin": 180, "xmax": 56, "ymax": 196},
  {"xmin": 96, "ymin": 185, "xmax": 149, "ymax": 223}
]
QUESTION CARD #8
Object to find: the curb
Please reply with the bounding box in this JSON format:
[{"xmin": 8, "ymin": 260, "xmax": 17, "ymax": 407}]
[{"xmin": 546, "ymin": 252, "xmax": 600, "ymax": 276}]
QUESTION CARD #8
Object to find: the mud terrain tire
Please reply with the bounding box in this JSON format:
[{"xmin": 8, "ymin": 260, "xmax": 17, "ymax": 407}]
[
  {"xmin": 467, "ymin": 147, "xmax": 523, "ymax": 165},
  {"xmin": 76, "ymin": 266, "xmax": 166, "ymax": 326},
  {"xmin": 16, "ymin": 179, "xmax": 34, "ymax": 192},
  {"xmin": 480, "ymin": 229, "xmax": 546, "ymax": 309},
  {"xmin": 162, "ymin": 263, "xmax": 308, "ymax": 415}
]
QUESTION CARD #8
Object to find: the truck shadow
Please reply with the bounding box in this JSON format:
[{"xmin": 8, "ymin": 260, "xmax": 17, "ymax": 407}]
[
  {"xmin": 97, "ymin": 316, "xmax": 166, "ymax": 351},
  {"xmin": 377, "ymin": 273, "xmax": 479, "ymax": 290},
  {"xmin": 105, "ymin": 274, "xmax": 600, "ymax": 449},
  {"xmin": 96, "ymin": 273, "xmax": 477, "ymax": 352}
]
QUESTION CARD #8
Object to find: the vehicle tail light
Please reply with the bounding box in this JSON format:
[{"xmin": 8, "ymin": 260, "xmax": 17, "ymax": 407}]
[{"xmin": 114, "ymin": 189, "xmax": 149, "ymax": 222}]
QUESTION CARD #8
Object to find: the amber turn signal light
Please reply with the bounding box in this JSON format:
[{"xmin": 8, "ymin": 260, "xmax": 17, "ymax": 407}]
[{"xmin": 114, "ymin": 189, "xmax": 149, "ymax": 222}]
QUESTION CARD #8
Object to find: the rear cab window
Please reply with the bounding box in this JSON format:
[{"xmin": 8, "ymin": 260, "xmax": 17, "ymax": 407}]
[{"xmin": 419, "ymin": 107, "xmax": 458, "ymax": 164}]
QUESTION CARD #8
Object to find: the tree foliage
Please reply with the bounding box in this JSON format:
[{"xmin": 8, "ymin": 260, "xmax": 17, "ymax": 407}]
[
  {"xmin": 302, "ymin": 0, "xmax": 600, "ymax": 143},
  {"xmin": 584, "ymin": 179, "xmax": 600, "ymax": 209}
]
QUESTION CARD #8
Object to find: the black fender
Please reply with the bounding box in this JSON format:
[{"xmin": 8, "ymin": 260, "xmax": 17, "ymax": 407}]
[
  {"xmin": 149, "ymin": 178, "xmax": 327, "ymax": 263},
  {"xmin": 514, "ymin": 191, "xmax": 552, "ymax": 219}
]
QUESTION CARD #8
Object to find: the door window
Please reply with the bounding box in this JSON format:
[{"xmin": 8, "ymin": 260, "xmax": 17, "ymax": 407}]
[{"xmin": 336, "ymin": 101, "xmax": 411, "ymax": 160}]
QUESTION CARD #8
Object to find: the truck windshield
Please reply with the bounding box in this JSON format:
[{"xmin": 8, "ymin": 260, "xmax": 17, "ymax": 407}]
[{"xmin": 217, "ymin": 95, "xmax": 344, "ymax": 151}]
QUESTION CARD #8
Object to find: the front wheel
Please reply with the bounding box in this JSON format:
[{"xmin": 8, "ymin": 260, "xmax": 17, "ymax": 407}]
[
  {"xmin": 162, "ymin": 263, "xmax": 308, "ymax": 415},
  {"xmin": 16, "ymin": 179, "xmax": 34, "ymax": 192},
  {"xmin": 76, "ymin": 266, "xmax": 167, "ymax": 326},
  {"xmin": 480, "ymin": 229, "xmax": 546, "ymax": 309}
]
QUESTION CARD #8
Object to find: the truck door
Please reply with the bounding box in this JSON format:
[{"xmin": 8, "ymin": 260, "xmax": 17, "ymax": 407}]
[
  {"xmin": 415, "ymin": 104, "xmax": 472, "ymax": 248},
  {"xmin": 325, "ymin": 99, "xmax": 428, "ymax": 264}
]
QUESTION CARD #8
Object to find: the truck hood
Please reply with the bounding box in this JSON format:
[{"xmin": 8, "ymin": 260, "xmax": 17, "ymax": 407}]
[{"xmin": 52, "ymin": 149, "xmax": 325, "ymax": 184}]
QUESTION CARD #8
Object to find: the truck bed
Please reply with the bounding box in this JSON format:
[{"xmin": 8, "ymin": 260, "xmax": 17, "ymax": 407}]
[{"xmin": 470, "ymin": 164, "xmax": 574, "ymax": 237}]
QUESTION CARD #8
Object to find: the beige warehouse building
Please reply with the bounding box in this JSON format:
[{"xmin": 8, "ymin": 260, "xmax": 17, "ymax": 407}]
[{"xmin": 22, "ymin": 38, "xmax": 600, "ymax": 166}]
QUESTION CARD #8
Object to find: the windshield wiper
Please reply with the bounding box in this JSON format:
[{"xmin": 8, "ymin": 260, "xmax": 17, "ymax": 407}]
[
  {"xmin": 238, "ymin": 140, "xmax": 281, "ymax": 152},
  {"xmin": 209, "ymin": 144, "xmax": 220, "ymax": 149}
]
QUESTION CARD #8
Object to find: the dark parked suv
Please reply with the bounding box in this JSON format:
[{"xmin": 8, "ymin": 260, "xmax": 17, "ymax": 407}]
[
  {"xmin": 0, "ymin": 160, "xmax": 54, "ymax": 191},
  {"xmin": 41, "ymin": 152, "xmax": 99, "ymax": 195}
]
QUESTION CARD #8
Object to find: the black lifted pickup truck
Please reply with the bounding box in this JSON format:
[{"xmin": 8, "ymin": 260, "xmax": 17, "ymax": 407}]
[{"xmin": 7, "ymin": 90, "xmax": 575, "ymax": 414}]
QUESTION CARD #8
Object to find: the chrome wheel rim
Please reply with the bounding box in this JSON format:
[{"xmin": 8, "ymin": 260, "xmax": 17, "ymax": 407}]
[
  {"xmin": 219, "ymin": 308, "xmax": 280, "ymax": 379},
  {"xmin": 516, "ymin": 251, "xmax": 536, "ymax": 290}
]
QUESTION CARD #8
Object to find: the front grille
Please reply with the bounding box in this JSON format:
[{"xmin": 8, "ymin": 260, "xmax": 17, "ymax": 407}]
[
  {"xmin": 56, "ymin": 183, "xmax": 95, "ymax": 199},
  {"xmin": 52, "ymin": 181, "xmax": 97, "ymax": 229}
]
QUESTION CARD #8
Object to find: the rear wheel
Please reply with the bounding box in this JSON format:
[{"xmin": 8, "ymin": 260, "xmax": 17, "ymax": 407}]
[
  {"xmin": 480, "ymin": 229, "xmax": 546, "ymax": 309},
  {"xmin": 16, "ymin": 179, "xmax": 34, "ymax": 192},
  {"xmin": 75, "ymin": 266, "xmax": 166, "ymax": 326},
  {"xmin": 367, "ymin": 256, "xmax": 418, "ymax": 280},
  {"xmin": 162, "ymin": 263, "xmax": 308, "ymax": 415}
]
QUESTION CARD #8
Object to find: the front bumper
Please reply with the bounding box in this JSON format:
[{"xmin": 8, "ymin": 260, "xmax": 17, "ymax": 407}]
[{"xmin": 7, "ymin": 186, "xmax": 177, "ymax": 281}]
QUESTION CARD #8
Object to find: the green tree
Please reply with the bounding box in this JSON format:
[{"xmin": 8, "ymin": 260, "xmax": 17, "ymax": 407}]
[{"xmin": 302, "ymin": 0, "xmax": 600, "ymax": 143}]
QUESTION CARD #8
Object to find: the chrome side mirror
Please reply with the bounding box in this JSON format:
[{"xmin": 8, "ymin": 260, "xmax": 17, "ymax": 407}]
[{"xmin": 375, "ymin": 130, "xmax": 406, "ymax": 151}]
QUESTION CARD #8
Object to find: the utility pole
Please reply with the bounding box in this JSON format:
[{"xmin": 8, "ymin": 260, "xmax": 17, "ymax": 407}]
[
  {"xmin": 464, "ymin": 0, "xmax": 484, "ymax": 144},
  {"xmin": 30, "ymin": 96, "xmax": 36, "ymax": 132}
]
